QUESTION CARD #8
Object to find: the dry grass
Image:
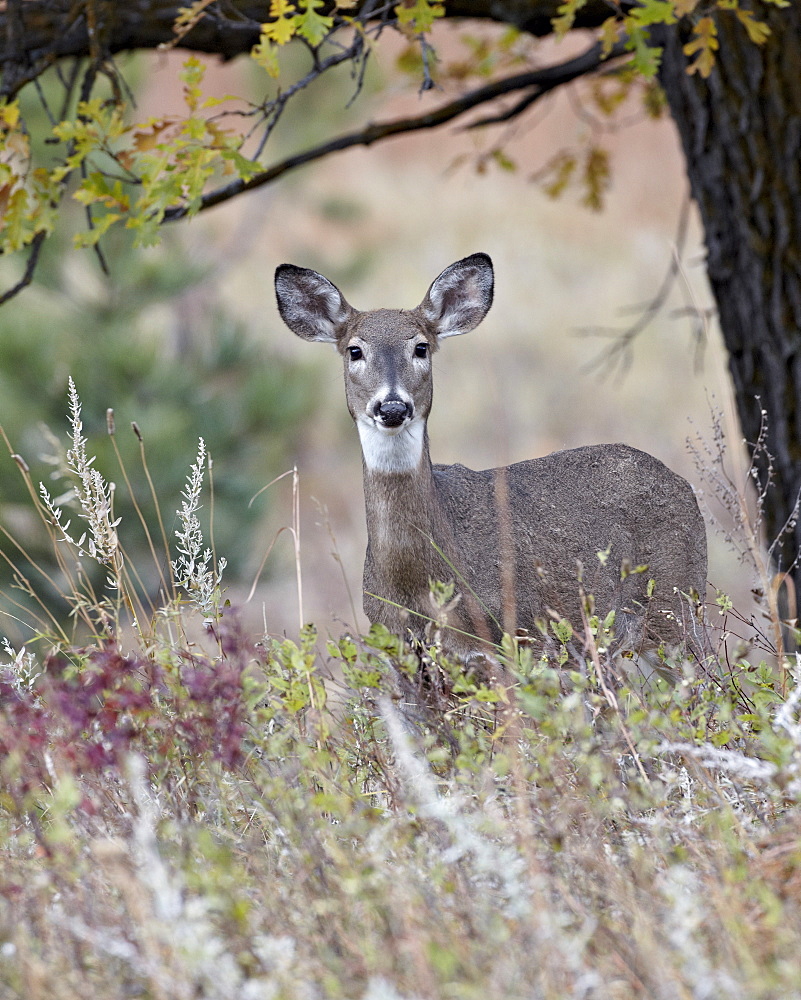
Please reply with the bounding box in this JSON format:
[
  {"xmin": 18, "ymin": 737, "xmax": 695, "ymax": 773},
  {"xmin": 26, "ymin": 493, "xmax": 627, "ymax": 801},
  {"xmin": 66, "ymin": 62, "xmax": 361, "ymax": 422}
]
[
  {"xmin": 3, "ymin": 632, "xmax": 801, "ymax": 1000},
  {"xmin": 1, "ymin": 385, "xmax": 801, "ymax": 1000}
]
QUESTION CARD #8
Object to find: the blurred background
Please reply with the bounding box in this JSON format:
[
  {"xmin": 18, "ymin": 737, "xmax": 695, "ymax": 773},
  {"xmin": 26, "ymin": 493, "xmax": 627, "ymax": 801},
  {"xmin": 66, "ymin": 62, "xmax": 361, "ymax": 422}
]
[{"xmin": 0, "ymin": 27, "xmax": 748, "ymax": 645}]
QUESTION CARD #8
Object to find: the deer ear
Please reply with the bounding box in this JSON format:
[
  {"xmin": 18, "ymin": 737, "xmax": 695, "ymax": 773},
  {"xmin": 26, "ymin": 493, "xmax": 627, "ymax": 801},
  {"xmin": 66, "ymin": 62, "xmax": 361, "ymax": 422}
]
[
  {"xmin": 275, "ymin": 264, "xmax": 354, "ymax": 343},
  {"xmin": 419, "ymin": 252, "xmax": 494, "ymax": 339}
]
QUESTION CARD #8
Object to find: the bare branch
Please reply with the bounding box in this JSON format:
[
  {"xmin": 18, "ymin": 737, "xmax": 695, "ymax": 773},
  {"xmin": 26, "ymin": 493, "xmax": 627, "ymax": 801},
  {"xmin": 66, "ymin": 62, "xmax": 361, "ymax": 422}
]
[
  {"xmin": 165, "ymin": 39, "xmax": 621, "ymax": 222},
  {"xmin": 577, "ymin": 195, "xmax": 708, "ymax": 381},
  {"xmin": 249, "ymin": 30, "xmax": 369, "ymax": 160},
  {"xmin": 0, "ymin": 232, "xmax": 48, "ymax": 307}
]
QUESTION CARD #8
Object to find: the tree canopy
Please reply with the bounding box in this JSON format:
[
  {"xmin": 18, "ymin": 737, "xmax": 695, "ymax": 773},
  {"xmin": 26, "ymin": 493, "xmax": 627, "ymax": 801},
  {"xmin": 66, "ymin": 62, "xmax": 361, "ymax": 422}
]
[{"xmin": 0, "ymin": 0, "xmax": 780, "ymax": 292}]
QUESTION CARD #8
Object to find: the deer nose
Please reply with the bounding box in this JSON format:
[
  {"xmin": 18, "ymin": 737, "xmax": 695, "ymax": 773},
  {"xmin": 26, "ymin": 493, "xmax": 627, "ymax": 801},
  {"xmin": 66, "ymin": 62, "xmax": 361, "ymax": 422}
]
[{"xmin": 375, "ymin": 398, "xmax": 412, "ymax": 427}]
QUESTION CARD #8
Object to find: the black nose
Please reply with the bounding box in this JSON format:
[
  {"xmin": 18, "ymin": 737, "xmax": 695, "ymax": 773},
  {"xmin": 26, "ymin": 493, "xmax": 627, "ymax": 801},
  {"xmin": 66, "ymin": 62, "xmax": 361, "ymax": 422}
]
[{"xmin": 376, "ymin": 398, "xmax": 412, "ymax": 427}]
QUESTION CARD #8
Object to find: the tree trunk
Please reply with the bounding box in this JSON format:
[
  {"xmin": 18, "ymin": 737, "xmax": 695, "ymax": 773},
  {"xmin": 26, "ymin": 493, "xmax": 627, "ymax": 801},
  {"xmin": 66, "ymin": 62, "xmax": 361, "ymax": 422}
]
[{"xmin": 659, "ymin": 13, "xmax": 801, "ymax": 613}]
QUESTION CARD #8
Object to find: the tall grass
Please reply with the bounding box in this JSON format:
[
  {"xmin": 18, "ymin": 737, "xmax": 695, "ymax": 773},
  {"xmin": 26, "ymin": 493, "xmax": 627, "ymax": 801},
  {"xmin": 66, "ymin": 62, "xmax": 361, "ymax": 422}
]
[{"xmin": 1, "ymin": 384, "xmax": 801, "ymax": 1000}]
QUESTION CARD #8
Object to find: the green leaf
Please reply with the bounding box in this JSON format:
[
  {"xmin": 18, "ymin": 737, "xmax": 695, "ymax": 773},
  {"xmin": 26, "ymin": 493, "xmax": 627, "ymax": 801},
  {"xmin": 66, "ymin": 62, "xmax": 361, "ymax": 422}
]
[
  {"xmin": 599, "ymin": 15, "xmax": 620, "ymax": 57},
  {"xmin": 491, "ymin": 148, "xmax": 517, "ymax": 172},
  {"xmin": 182, "ymin": 116, "xmax": 209, "ymax": 141},
  {"xmin": 126, "ymin": 212, "xmax": 163, "ymax": 248},
  {"xmin": 551, "ymin": 618, "xmax": 573, "ymax": 644},
  {"xmin": 220, "ymin": 149, "xmax": 261, "ymax": 182},
  {"xmin": 716, "ymin": 591, "xmax": 734, "ymax": 613},
  {"xmin": 73, "ymin": 211, "xmax": 122, "ymax": 248},
  {"xmin": 552, "ymin": 0, "xmax": 589, "ymax": 37},
  {"xmin": 396, "ymin": 0, "xmax": 444, "ymax": 34},
  {"xmin": 72, "ymin": 171, "xmax": 128, "ymax": 209},
  {"xmin": 342, "ymin": 664, "xmax": 383, "ymax": 689},
  {"xmin": 628, "ymin": 0, "xmax": 676, "ymax": 27},
  {"xmin": 626, "ymin": 25, "xmax": 663, "ymax": 77},
  {"xmin": 328, "ymin": 636, "xmax": 358, "ymax": 662},
  {"xmin": 581, "ymin": 146, "xmax": 610, "ymax": 212},
  {"xmin": 0, "ymin": 187, "xmax": 30, "ymax": 251},
  {"xmin": 180, "ymin": 56, "xmax": 206, "ymax": 112},
  {"xmin": 540, "ymin": 151, "xmax": 577, "ymax": 200},
  {"xmin": 251, "ymin": 31, "xmax": 282, "ymax": 77},
  {"xmin": 297, "ymin": 0, "xmax": 333, "ymax": 46}
]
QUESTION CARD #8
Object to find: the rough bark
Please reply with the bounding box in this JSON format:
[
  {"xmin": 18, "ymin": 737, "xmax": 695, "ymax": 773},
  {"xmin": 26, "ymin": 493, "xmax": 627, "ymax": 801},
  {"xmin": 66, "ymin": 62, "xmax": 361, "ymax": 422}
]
[{"xmin": 659, "ymin": 14, "xmax": 801, "ymax": 603}]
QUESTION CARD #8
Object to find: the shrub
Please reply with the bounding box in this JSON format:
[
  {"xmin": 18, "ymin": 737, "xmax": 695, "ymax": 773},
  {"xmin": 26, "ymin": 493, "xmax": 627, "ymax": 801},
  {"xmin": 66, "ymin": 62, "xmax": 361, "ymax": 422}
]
[{"xmin": 2, "ymin": 388, "xmax": 801, "ymax": 999}]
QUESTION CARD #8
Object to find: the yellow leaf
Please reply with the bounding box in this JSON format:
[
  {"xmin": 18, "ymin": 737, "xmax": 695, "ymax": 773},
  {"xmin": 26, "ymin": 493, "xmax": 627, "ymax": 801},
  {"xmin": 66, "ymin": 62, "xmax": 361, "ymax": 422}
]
[
  {"xmin": 132, "ymin": 118, "xmax": 178, "ymax": 153},
  {"xmin": 736, "ymin": 9, "xmax": 771, "ymax": 44},
  {"xmin": 180, "ymin": 55, "xmax": 206, "ymax": 112},
  {"xmin": 269, "ymin": 0, "xmax": 295, "ymax": 16},
  {"xmin": 683, "ymin": 15, "xmax": 717, "ymax": 49},
  {"xmin": 683, "ymin": 16, "xmax": 718, "ymax": 77},
  {"xmin": 673, "ymin": 0, "xmax": 700, "ymax": 14},
  {"xmin": 200, "ymin": 94, "xmax": 239, "ymax": 109},
  {"xmin": 582, "ymin": 146, "xmax": 610, "ymax": 212},
  {"xmin": 0, "ymin": 101, "xmax": 20, "ymax": 129},
  {"xmin": 262, "ymin": 0, "xmax": 299, "ymax": 44},
  {"xmin": 263, "ymin": 18, "xmax": 296, "ymax": 44}
]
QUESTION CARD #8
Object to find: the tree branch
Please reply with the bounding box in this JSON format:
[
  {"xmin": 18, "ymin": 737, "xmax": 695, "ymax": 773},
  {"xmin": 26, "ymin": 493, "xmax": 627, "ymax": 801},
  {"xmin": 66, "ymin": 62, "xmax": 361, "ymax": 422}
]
[
  {"xmin": 0, "ymin": 3, "xmax": 626, "ymax": 301},
  {"xmin": 0, "ymin": 0, "xmax": 621, "ymax": 97},
  {"xmin": 0, "ymin": 232, "xmax": 48, "ymax": 307},
  {"xmin": 164, "ymin": 38, "xmax": 625, "ymax": 221}
]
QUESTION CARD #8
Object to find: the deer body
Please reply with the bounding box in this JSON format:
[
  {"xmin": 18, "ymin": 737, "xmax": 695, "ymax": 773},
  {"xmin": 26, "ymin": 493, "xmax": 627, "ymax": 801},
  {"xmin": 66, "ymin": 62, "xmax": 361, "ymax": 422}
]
[{"xmin": 275, "ymin": 254, "xmax": 707, "ymax": 658}]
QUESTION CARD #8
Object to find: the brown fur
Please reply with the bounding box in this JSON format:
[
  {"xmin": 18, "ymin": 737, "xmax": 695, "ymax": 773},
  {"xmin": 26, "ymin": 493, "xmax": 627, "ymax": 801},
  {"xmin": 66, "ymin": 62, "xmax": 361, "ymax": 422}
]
[{"xmin": 275, "ymin": 254, "xmax": 708, "ymax": 660}]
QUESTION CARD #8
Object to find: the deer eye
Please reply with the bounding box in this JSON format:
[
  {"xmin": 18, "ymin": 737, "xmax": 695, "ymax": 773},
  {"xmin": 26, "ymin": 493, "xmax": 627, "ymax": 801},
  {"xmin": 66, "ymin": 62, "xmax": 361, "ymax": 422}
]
[
  {"xmin": 414, "ymin": 342, "xmax": 429, "ymax": 358},
  {"xmin": 348, "ymin": 345, "xmax": 363, "ymax": 361}
]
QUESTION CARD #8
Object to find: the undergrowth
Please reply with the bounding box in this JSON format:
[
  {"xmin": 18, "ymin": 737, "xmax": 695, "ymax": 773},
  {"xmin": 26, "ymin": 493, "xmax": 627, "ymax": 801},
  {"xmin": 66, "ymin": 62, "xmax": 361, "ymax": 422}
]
[{"xmin": 1, "ymin": 384, "xmax": 801, "ymax": 1000}]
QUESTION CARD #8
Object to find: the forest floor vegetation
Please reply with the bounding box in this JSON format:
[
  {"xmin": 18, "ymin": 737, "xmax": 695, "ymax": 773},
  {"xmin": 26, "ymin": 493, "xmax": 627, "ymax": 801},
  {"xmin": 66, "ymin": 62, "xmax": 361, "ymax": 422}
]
[{"xmin": 1, "ymin": 385, "xmax": 800, "ymax": 1000}]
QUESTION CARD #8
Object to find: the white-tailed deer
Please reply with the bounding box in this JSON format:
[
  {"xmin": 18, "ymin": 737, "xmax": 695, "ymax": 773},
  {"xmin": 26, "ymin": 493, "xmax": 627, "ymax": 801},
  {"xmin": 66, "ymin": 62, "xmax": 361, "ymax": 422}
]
[{"xmin": 275, "ymin": 253, "xmax": 707, "ymax": 661}]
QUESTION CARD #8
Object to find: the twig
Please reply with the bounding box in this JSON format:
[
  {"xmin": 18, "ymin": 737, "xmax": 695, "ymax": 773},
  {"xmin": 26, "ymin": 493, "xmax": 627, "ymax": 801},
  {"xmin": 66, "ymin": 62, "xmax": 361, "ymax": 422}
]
[
  {"xmin": 164, "ymin": 39, "xmax": 621, "ymax": 222},
  {"xmin": 577, "ymin": 193, "xmax": 695, "ymax": 381},
  {"xmin": 0, "ymin": 231, "xmax": 47, "ymax": 306}
]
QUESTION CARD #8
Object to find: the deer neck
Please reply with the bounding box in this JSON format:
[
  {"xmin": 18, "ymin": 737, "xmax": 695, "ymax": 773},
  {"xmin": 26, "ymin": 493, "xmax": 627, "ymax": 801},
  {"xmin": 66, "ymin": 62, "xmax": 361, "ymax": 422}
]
[
  {"xmin": 359, "ymin": 418, "xmax": 441, "ymax": 564},
  {"xmin": 356, "ymin": 413, "xmax": 427, "ymax": 476}
]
